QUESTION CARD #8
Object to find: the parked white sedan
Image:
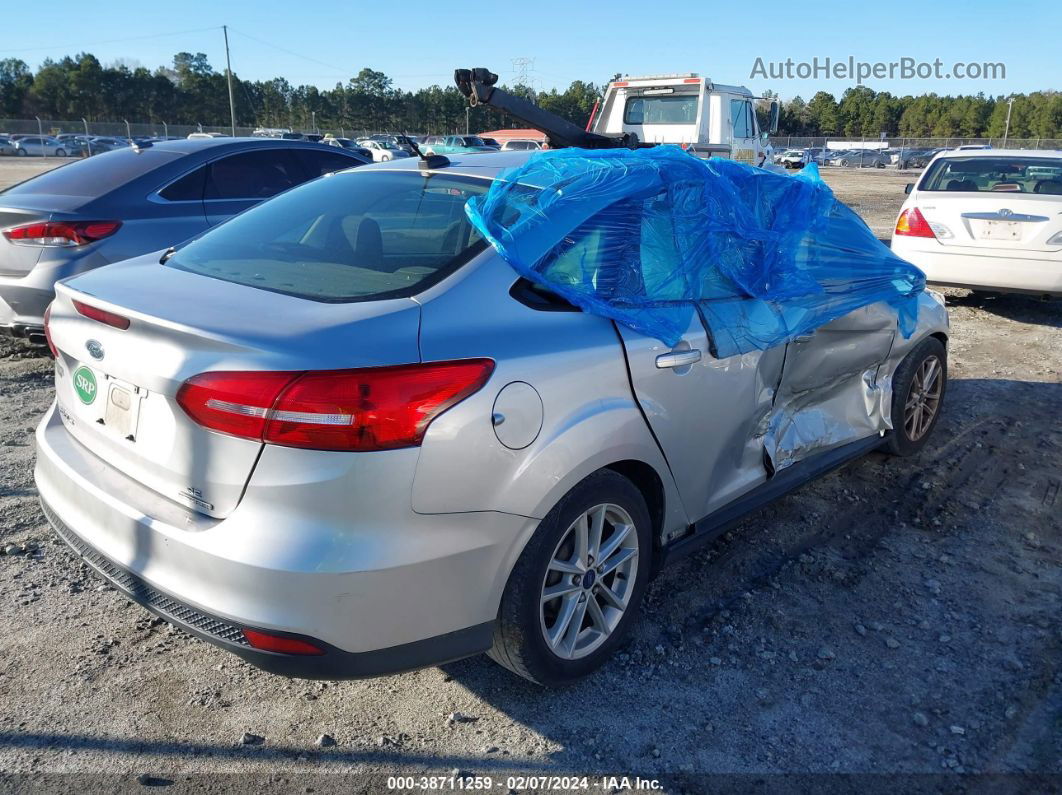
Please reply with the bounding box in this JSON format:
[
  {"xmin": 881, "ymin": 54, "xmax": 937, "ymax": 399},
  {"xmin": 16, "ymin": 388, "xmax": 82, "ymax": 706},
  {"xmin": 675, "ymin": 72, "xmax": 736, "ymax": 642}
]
[
  {"xmin": 891, "ymin": 150, "xmax": 1062, "ymax": 297},
  {"xmin": 355, "ymin": 139, "xmax": 411, "ymax": 162}
]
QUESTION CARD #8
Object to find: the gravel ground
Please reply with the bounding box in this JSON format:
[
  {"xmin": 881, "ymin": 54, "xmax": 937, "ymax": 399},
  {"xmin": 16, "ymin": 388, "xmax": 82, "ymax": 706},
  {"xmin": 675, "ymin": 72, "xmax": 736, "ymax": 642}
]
[{"xmin": 0, "ymin": 160, "xmax": 1059, "ymax": 793}]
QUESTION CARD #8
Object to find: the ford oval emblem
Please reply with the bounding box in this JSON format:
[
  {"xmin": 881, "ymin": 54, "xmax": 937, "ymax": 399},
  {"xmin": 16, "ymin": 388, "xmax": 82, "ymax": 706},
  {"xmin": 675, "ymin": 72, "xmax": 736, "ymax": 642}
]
[
  {"xmin": 85, "ymin": 339, "xmax": 105, "ymax": 361},
  {"xmin": 998, "ymin": 208, "xmax": 1012, "ymax": 218}
]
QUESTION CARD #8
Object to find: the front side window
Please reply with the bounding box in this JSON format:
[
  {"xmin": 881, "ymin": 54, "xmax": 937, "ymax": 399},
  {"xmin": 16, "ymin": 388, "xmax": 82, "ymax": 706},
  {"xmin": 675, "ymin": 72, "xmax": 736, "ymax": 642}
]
[
  {"xmin": 623, "ymin": 95, "xmax": 698, "ymax": 125},
  {"xmin": 730, "ymin": 99, "xmax": 754, "ymax": 138},
  {"xmin": 168, "ymin": 172, "xmax": 490, "ymax": 302}
]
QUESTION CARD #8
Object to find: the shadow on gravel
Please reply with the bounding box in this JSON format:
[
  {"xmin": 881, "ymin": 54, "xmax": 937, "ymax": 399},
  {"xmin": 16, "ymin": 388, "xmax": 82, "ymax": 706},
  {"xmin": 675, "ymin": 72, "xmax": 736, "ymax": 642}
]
[
  {"xmin": 945, "ymin": 291, "xmax": 1062, "ymax": 328},
  {"xmin": 438, "ymin": 377, "xmax": 1061, "ymax": 772},
  {"xmin": 0, "ymin": 731, "xmax": 557, "ymax": 773}
]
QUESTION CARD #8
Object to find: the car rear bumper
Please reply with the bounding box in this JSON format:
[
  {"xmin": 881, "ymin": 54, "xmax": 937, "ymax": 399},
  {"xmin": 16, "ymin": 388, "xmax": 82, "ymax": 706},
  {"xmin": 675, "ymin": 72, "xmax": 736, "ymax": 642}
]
[
  {"xmin": 34, "ymin": 401, "xmax": 536, "ymax": 677},
  {"xmin": 890, "ymin": 241, "xmax": 1062, "ymax": 296}
]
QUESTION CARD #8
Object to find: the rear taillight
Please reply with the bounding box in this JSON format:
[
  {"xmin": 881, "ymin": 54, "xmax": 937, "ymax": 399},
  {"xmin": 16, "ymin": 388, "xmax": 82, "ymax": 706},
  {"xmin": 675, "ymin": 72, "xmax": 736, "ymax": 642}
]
[
  {"xmin": 242, "ymin": 629, "xmax": 324, "ymax": 656},
  {"xmin": 43, "ymin": 303, "xmax": 58, "ymax": 358},
  {"xmin": 176, "ymin": 359, "xmax": 495, "ymax": 452},
  {"xmin": 73, "ymin": 299, "xmax": 131, "ymax": 330},
  {"xmin": 894, "ymin": 207, "xmax": 936, "ymax": 238},
  {"xmin": 2, "ymin": 220, "xmax": 121, "ymax": 247}
]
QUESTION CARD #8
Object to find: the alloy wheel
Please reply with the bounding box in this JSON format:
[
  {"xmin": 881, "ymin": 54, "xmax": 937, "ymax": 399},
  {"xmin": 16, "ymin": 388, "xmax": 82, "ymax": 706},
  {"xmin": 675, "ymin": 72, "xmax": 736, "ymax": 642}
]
[
  {"xmin": 539, "ymin": 503, "xmax": 639, "ymax": 660},
  {"xmin": 904, "ymin": 355, "xmax": 943, "ymax": 441}
]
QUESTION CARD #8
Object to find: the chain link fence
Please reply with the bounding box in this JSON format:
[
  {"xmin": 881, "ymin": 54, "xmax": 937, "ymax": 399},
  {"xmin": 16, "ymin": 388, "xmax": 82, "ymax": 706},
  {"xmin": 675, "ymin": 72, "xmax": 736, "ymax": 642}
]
[
  {"xmin": 769, "ymin": 136, "xmax": 1061, "ymax": 151},
  {"xmin": 0, "ymin": 118, "xmax": 424, "ymax": 142},
  {"xmin": 0, "ymin": 117, "xmax": 260, "ymax": 140}
]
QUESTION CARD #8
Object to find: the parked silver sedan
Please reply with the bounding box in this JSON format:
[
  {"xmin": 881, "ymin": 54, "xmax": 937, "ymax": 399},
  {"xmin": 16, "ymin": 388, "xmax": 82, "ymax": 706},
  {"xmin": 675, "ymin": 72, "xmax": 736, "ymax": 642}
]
[
  {"xmin": 13, "ymin": 136, "xmax": 68, "ymax": 157},
  {"xmin": 37, "ymin": 152, "xmax": 950, "ymax": 685},
  {"xmin": 833, "ymin": 150, "xmax": 889, "ymax": 168}
]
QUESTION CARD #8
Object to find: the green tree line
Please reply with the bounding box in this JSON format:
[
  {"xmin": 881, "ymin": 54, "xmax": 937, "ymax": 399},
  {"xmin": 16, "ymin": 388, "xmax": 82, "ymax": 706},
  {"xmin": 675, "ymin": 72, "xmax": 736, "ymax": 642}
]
[{"xmin": 1, "ymin": 53, "xmax": 1059, "ymax": 138}]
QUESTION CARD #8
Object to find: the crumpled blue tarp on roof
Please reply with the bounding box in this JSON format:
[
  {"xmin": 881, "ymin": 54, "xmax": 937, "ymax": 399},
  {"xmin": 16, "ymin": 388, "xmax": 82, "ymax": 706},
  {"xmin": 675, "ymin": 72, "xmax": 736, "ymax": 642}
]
[{"xmin": 465, "ymin": 147, "xmax": 925, "ymax": 357}]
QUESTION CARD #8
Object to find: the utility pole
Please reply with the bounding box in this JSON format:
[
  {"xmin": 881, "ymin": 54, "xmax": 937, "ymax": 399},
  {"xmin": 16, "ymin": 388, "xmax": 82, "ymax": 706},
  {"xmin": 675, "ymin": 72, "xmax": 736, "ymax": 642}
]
[
  {"xmin": 223, "ymin": 25, "xmax": 237, "ymax": 137},
  {"xmin": 1002, "ymin": 97, "xmax": 1014, "ymax": 148}
]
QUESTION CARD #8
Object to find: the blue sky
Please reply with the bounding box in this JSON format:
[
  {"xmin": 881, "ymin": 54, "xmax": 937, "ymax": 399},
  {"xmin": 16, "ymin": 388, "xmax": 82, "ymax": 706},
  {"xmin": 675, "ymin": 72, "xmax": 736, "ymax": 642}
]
[{"xmin": 5, "ymin": 0, "xmax": 1058, "ymax": 99}]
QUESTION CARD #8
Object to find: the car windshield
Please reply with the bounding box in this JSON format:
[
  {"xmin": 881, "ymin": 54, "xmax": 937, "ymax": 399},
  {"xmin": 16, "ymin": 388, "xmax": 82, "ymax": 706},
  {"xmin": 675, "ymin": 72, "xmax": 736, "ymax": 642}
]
[
  {"xmin": 461, "ymin": 137, "xmax": 486, "ymax": 146},
  {"xmin": 167, "ymin": 171, "xmax": 492, "ymax": 302},
  {"xmin": 921, "ymin": 157, "xmax": 1062, "ymax": 194}
]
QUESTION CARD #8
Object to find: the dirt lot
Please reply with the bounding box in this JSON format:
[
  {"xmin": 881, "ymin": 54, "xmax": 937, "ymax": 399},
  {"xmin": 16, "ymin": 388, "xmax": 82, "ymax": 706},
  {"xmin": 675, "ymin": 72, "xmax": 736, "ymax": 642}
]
[{"xmin": 0, "ymin": 160, "xmax": 1059, "ymax": 793}]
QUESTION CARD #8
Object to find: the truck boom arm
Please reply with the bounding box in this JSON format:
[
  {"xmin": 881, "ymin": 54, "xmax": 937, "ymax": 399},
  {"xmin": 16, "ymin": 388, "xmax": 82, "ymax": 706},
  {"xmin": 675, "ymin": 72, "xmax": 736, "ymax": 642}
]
[{"xmin": 454, "ymin": 68, "xmax": 641, "ymax": 150}]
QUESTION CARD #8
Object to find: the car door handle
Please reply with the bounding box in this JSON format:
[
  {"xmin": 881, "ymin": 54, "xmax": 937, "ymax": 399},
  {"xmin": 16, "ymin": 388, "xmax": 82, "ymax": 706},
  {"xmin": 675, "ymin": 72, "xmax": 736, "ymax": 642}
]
[
  {"xmin": 793, "ymin": 332, "xmax": 815, "ymax": 343},
  {"xmin": 655, "ymin": 349, "xmax": 702, "ymax": 369}
]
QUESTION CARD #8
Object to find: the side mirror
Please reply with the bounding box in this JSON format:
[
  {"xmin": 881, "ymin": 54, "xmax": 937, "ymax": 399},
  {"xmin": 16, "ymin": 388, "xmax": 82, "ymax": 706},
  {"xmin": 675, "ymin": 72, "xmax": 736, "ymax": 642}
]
[
  {"xmin": 904, "ymin": 183, "xmax": 914, "ymax": 194},
  {"xmin": 768, "ymin": 100, "xmax": 780, "ymax": 134}
]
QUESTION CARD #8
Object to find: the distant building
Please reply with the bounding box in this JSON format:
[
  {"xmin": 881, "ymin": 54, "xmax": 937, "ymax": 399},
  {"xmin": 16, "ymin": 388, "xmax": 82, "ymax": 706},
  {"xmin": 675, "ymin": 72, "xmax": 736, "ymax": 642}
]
[{"xmin": 478, "ymin": 128, "xmax": 547, "ymax": 144}]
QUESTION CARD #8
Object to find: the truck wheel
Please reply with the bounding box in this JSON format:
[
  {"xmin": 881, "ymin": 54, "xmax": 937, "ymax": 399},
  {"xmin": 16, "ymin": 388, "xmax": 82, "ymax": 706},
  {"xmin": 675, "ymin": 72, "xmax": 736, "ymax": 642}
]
[
  {"xmin": 488, "ymin": 469, "xmax": 652, "ymax": 686},
  {"xmin": 885, "ymin": 336, "xmax": 947, "ymax": 457}
]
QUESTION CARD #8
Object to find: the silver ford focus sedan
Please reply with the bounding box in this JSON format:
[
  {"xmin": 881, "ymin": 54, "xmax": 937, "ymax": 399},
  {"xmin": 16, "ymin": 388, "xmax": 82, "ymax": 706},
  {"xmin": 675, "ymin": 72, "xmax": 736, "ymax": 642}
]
[{"xmin": 36, "ymin": 152, "xmax": 950, "ymax": 685}]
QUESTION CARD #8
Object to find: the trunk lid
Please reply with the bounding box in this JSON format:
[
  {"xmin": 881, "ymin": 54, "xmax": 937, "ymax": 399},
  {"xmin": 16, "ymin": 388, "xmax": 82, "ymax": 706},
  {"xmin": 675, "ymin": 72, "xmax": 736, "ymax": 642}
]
[
  {"xmin": 0, "ymin": 194, "xmax": 91, "ymax": 277},
  {"xmin": 917, "ymin": 192, "xmax": 1062, "ymax": 254},
  {"xmin": 48, "ymin": 253, "xmax": 422, "ymax": 518}
]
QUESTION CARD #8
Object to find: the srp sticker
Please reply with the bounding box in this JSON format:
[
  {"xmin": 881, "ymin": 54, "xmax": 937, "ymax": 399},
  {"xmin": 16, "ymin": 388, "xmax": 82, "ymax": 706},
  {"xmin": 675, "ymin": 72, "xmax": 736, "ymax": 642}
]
[{"xmin": 73, "ymin": 366, "xmax": 98, "ymax": 405}]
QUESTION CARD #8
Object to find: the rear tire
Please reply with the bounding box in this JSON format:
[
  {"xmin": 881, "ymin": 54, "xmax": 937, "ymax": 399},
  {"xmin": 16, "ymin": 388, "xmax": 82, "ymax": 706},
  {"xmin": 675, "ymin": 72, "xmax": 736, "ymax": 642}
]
[
  {"xmin": 16, "ymin": 148, "xmax": 26, "ymax": 157},
  {"xmin": 55, "ymin": 148, "xmax": 66, "ymax": 157},
  {"xmin": 885, "ymin": 336, "xmax": 947, "ymax": 457},
  {"xmin": 488, "ymin": 469, "xmax": 652, "ymax": 686}
]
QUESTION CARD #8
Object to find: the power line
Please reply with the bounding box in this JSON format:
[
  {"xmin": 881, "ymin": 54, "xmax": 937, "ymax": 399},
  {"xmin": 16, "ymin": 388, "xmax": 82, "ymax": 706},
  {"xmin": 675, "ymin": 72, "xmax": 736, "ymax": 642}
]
[
  {"xmin": 227, "ymin": 28, "xmax": 350, "ymax": 77},
  {"xmin": 6, "ymin": 25, "xmax": 222, "ymax": 54}
]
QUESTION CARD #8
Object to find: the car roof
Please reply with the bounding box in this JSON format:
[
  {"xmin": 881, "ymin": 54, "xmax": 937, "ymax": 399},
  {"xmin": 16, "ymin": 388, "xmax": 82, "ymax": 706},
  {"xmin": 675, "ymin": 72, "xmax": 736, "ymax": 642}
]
[
  {"xmin": 934, "ymin": 148, "xmax": 1062, "ymax": 159},
  {"xmin": 365, "ymin": 150, "xmax": 534, "ymax": 180}
]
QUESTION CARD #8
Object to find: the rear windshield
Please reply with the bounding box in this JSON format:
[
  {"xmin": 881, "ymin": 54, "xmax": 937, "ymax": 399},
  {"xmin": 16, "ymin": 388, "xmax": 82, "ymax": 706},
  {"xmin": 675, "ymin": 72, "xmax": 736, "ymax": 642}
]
[
  {"xmin": 921, "ymin": 157, "xmax": 1062, "ymax": 194},
  {"xmin": 624, "ymin": 95, "xmax": 698, "ymax": 125},
  {"xmin": 167, "ymin": 171, "xmax": 491, "ymax": 302},
  {"xmin": 1, "ymin": 146, "xmax": 178, "ymax": 197}
]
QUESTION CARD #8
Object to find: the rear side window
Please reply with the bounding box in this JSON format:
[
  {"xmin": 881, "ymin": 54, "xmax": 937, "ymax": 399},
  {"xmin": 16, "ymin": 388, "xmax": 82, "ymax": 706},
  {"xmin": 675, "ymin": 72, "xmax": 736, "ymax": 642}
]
[
  {"xmin": 293, "ymin": 149, "xmax": 362, "ymax": 177},
  {"xmin": 159, "ymin": 166, "xmax": 207, "ymax": 201},
  {"xmin": 167, "ymin": 171, "xmax": 490, "ymax": 302},
  {"xmin": 1, "ymin": 147, "xmax": 177, "ymax": 197},
  {"xmin": 204, "ymin": 149, "xmax": 302, "ymax": 200}
]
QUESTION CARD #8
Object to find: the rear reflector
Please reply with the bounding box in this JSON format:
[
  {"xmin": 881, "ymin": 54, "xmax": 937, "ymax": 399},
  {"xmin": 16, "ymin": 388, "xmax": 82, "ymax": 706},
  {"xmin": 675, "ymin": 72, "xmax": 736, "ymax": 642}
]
[
  {"xmin": 242, "ymin": 629, "xmax": 324, "ymax": 656},
  {"xmin": 73, "ymin": 299, "xmax": 131, "ymax": 330},
  {"xmin": 177, "ymin": 359, "xmax": 495, "ymax": 452},
  {"xmin": 894, "ymin": 207, "xmax": 936, "ymax": 238},
  {"xmin": 43, "ymin": 303, "xmax": 58, "ymax": 358},
  {"xmin": 2, "ymin": 220, "xmax": 121, "ymax": 247}
]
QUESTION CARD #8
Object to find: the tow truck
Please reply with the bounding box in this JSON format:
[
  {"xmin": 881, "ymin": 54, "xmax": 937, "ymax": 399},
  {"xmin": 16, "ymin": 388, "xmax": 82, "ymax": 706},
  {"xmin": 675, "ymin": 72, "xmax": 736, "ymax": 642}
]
[{"xmin": 454, "ymin": 68, "xmax": 779, "ymax": 166}]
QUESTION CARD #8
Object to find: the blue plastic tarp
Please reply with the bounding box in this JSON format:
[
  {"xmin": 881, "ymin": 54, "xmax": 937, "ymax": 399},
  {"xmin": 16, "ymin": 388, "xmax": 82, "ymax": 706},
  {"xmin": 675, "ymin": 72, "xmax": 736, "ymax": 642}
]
[{"xmin": 465, "ymin": 147, "xmax": 925, "ymax": 357}]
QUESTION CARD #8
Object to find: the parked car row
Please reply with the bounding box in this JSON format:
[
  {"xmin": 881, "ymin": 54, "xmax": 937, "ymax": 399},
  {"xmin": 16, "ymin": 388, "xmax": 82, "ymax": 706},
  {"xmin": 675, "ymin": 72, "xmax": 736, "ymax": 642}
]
[{"xmin": 0, "ymin": 133, "xmax": 172, "ymax": 158}]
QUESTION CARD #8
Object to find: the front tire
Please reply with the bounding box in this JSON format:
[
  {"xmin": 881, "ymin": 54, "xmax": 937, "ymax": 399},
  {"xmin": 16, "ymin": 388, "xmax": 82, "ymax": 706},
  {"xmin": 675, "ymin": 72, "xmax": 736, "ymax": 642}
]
[
  {"xmin": 55, "ymin": 148, "xmax": 66, "ymax": 157},
  {"xmin": 488, "ymin": 470, "xmax": 652, "ymax": 686},
  {"xmin": 885, "ymin": 336, "xmax": 947, "ymax": 457}
]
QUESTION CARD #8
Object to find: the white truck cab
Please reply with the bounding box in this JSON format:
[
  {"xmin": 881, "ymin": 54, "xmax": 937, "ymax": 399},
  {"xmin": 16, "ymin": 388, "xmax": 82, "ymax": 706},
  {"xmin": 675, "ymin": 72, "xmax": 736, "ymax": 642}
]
[{"xmin": 590, "ymin": 73, "xmax": 779, "ymax": 165}]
